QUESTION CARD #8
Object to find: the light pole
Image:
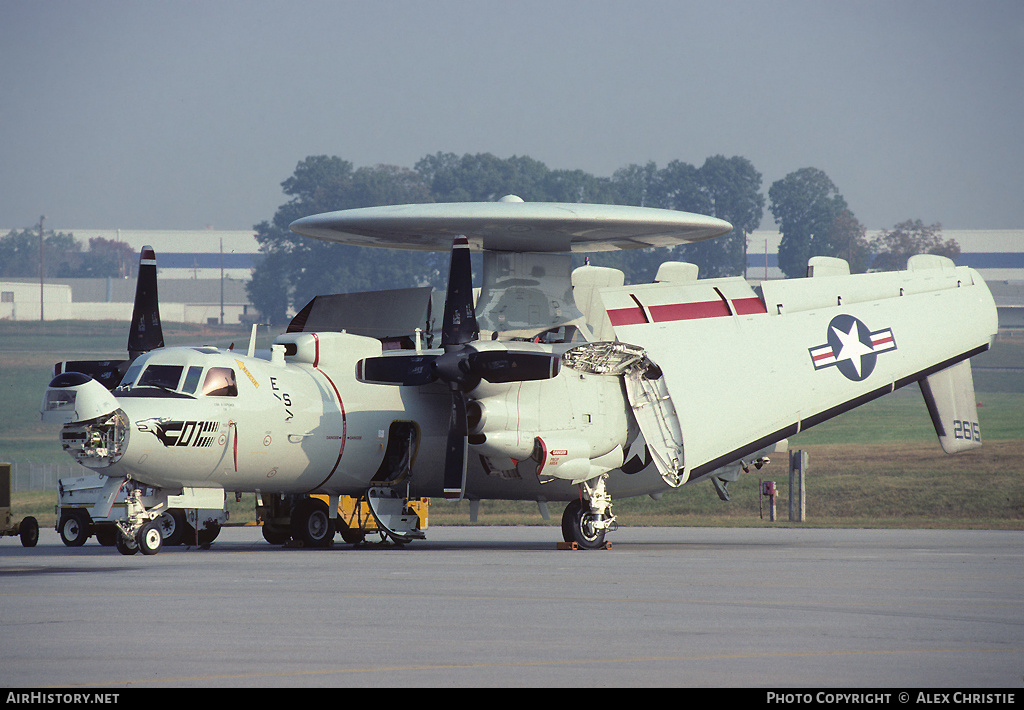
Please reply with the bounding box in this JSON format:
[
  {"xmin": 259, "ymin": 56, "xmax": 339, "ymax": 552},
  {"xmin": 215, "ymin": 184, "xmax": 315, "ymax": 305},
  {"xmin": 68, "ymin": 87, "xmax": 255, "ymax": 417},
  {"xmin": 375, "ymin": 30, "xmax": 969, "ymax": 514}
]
[{"xmin": 39, "ymin": 215, "xmax": 45, "ymax": 322}]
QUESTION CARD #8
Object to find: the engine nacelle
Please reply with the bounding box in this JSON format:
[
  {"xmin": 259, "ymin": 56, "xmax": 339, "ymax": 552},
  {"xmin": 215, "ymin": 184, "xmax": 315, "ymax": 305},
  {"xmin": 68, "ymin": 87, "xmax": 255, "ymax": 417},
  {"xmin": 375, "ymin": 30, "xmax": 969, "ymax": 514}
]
[
  {"xmin": 533, "ymin": 436, "xmax": 624, "ymax": 483},
  {"xmin": 468, "ymin": 430, "xmax": 535, "ymax": 461},
  {"xmin": 467, "ymin": 369, "xmax": 631, "ymax": 483}
]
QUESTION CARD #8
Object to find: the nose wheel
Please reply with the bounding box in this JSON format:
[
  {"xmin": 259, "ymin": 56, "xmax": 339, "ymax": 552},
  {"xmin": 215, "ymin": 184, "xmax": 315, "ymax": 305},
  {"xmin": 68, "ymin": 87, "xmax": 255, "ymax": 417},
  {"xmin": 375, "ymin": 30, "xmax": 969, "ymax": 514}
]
[
  {"xmin": 113, "ymin": 482, "xmax": 168, "ymax": 555},
  {"xmin": 137, "ymin": 520, "xmax": 164, "ymax": 555}
]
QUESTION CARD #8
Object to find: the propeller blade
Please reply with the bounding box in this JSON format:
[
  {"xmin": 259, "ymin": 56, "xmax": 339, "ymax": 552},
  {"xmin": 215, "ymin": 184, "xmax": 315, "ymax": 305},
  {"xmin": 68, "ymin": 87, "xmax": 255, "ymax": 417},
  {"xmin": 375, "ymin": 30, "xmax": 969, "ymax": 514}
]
[
  {"xmin": 357, "ymin": 354, "xmax": 438, "ymax": 386},
  {"xmin": 467, "ymin": 350, "xmax": 561, "ymax": 383},
  {"xmin": 127, "ymin": 246, "xmax": 165, "ymax": 359},
  {"xmin": 441, "ymin": 236, "xmax": 478, "ymax": 347},
  {"xmin": 443, "ymin": 389, "xmax": 469, "ymax": 500}
]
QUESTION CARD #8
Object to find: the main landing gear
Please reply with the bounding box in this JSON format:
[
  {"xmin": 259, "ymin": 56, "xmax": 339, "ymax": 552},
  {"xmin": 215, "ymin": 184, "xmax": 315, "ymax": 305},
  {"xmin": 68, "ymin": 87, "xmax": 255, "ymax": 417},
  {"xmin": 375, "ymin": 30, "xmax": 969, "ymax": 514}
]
[{"xmin": 561, "ymin": 474, "xmax": 617, "ymax": 550}]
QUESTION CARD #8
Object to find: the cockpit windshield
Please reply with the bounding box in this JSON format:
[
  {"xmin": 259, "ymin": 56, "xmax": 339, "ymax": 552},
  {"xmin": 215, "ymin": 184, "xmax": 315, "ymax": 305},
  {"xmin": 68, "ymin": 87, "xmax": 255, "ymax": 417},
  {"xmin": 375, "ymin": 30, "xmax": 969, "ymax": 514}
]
[
  {"xmin": 137, "ymin": 365, "xmax": 183, "ymax": 390},
  {"xmin": 115, "ymin": 361, "xmax": 237, "ymax": 398}
]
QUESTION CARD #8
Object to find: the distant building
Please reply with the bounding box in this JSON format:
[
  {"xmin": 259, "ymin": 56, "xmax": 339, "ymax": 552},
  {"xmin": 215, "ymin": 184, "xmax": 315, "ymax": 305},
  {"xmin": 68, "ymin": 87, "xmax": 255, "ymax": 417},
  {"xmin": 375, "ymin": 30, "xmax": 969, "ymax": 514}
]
[
  {"xmin": 0, "ymin": 276, "xmax": 252, "ymax": 324},
  {"xmin": 0, "ymin": 228, "xmax": 258, "ymax": 323},
  {"xmin": 1, "ymin": 227, "xmax": 1020, "ymax": 326},
  {"xmin": 744, "ymin": 229, "xmax": 1024, "ymax": 282},
  {"xmin": 63, "ymin": 229, "xmax": 261, "ymax": 280},
  {"xmin": 744, "ymin": 229, "xmax": 1024, "ymax": 330}
]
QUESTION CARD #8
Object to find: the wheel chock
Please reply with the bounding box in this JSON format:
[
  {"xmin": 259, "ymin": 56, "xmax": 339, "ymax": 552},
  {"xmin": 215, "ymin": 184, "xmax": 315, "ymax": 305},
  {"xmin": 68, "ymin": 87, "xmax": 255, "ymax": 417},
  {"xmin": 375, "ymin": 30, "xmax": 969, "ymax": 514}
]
[{"xmin": 557, "ymin": 541, "xmax": 612, "ymax": 550}]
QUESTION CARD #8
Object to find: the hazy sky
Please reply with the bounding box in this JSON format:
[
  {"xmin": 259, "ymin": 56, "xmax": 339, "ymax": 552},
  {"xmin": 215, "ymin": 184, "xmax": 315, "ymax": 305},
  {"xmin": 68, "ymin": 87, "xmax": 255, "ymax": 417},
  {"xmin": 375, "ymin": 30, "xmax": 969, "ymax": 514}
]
[{"xmin": 2, "ymin": 0, "xmax": 1022, "ymax": 232}]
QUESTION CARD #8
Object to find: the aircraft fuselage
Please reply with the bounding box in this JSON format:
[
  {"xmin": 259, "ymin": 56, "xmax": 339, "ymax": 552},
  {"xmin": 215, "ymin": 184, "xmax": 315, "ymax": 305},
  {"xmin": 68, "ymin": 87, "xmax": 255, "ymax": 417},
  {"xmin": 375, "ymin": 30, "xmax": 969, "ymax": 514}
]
[{"xmin": 52, "ymin": 332, "xmax": 667, "ymax": 502}]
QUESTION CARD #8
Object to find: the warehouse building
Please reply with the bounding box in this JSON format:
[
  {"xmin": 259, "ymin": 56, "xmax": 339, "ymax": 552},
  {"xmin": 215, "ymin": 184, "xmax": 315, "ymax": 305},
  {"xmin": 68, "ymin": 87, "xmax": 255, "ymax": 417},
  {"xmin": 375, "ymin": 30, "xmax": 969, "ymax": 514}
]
[{"xmin": 1, "ymin": 227, "xmax": 1021, "ymax": 326}]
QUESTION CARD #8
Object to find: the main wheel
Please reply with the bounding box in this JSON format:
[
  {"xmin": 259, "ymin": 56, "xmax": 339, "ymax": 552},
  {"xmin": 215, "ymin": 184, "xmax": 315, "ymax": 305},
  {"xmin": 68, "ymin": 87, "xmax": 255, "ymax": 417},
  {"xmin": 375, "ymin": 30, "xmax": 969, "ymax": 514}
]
[
  {"xmin": 137, "ymin": 521, "xmax": 164, "ymax": 555},
  {"xmin": 19, "ymin": 516, "xmax": 39, "ymax": 548},
  {"xmin": 59, "ymin": 512, "xmax": 89, "ymax": 547},
  {"xmin": 291, "ymin": 497, "xmax": 334, "ymax": 547},
  {"xmin": 561, "ymin": 500, "xmax": 607, "ymax": 550}
]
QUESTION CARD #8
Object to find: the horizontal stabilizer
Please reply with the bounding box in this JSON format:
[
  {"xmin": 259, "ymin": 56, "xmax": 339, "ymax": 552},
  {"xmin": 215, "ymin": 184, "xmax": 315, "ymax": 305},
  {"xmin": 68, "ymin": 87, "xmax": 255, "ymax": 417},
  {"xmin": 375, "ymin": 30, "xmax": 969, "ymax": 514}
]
[
  {"xmin": 54, "ymin": 360, "xmax": 128, "ymax": 390},
  {"xmin": 919, "ymin": 360, "xmax": 982, "ymax": 454},
  {"xmin": 288, "ymin": 286, "xmax": 435, "ymax": 341}
]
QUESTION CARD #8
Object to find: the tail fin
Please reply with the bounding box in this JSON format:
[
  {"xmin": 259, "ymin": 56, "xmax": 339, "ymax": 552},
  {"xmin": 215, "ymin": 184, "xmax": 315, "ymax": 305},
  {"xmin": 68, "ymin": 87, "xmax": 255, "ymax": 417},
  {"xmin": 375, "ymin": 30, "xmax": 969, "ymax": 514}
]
[
  {"xmin": 127, "ymin": 245, "xmax": 164, "ymax": 359},
  {"xmin": 54, "ymin": 246, "xmax": 164, "ymax": 389},
  {"xmin": 920, "ymin": 360, "xmax": 982, "ymax": 454}
]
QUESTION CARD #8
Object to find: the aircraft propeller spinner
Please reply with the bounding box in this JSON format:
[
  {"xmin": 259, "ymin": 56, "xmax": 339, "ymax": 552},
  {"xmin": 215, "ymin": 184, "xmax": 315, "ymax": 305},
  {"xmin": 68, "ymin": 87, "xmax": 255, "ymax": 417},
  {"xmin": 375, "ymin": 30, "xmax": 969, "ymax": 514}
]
[{"xmin": 357, "ymin": 236, "xmax": 561, "ymax": 499}]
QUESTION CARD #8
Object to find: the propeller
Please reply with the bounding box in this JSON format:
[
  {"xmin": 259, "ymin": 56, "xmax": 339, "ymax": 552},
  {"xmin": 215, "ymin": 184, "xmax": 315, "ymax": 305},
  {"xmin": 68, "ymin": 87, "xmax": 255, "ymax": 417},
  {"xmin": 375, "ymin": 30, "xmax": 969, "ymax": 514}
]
[
  {"xmin": 55, "ymin": 246, "xmax": 165, "ymax": 389},
  {"xmin": 357, "ymin": 236, "xmax": 561, "ymax": 500}
]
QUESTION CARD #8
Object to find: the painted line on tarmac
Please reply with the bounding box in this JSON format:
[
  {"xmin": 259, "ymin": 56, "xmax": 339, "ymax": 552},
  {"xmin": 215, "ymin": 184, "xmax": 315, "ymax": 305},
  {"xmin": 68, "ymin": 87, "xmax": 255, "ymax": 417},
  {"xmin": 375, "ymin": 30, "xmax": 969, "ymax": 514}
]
[{"xmin": 49, "ymin": 646, "xmax": 1024, "ymax": 687}]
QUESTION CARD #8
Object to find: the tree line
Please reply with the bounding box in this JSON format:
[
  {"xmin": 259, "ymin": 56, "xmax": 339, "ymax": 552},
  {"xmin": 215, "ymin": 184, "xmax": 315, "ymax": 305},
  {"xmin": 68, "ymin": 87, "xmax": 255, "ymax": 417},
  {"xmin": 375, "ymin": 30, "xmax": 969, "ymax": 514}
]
[
  {"xmin": 0, "ymin": 229, "xmax": 137, "ymax": 279},
  {"xmin": 248, "ymin": 153, "xmax": 959, "ymax": 324},
  {"xmin": 2, "ymin": 152, "xmax": 957, "ymax": 324}
]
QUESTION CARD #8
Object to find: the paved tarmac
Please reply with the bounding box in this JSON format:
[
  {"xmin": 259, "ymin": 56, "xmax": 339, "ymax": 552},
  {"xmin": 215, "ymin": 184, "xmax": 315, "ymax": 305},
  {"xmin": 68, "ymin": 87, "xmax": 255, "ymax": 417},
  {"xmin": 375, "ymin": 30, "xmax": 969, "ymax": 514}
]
[{"xmin": 1, "ymin": 525, "xmax": 1022, "ymax": 688}]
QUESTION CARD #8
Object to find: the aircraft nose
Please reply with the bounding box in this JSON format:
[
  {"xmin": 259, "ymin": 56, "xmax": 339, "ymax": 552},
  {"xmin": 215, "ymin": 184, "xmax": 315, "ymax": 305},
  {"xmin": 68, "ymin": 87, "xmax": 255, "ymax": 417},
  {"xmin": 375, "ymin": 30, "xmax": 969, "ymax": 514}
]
[
  {"xmin": 41, "ymin": 372, "xmax": 119, "ymax": 424},
  {"xmin": 41, "ymin": 373, "xmax": 129, "ymax": 468}
]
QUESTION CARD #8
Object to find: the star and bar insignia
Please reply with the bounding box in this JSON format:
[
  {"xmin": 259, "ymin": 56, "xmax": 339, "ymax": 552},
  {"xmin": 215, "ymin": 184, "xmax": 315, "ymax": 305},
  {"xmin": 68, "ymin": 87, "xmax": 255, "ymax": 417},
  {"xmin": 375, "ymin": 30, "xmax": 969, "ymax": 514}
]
[{"xmin": 809, "ymin": 314, "xmax": 897, "ymax": 382}]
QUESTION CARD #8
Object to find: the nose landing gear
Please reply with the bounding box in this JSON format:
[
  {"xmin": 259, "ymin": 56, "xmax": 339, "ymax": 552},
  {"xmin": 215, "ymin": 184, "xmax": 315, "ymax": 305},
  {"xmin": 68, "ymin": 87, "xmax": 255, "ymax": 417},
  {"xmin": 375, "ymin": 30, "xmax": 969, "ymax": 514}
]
[{"xmin": 560, "ymin": 474, "xmax": 616, "ymax": 550}]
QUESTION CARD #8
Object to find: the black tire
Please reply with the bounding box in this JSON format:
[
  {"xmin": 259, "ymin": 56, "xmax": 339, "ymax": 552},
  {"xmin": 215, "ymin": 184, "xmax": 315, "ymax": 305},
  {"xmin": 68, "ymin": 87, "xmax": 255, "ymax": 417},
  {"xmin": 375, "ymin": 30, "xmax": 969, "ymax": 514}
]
[
  {"xmin": 157, "ymin": 510, "xmax": 185, "ymax": 546},
  {"xmin": 262, "ymin": 524, "xmax": 290, "ymax": 545},
  {"xmin": 19, "ymin": 516, "xmax": 39, "ymax": 548},
  {"xmin": 339, "ymin": 522, "xmax": 365, "ymax": 545},
  {"xmin": 196, "ymin": 521, "xmax": 220, "ymax": 546},
  {"xmin": 115, "ymin": 532, "xmax": 139, "ymax": 555},
  {"xmin": 94, "ymin": 527, "xmax": 117, "ymax": 546},
  {"xmin": 291, "ymin": 497, "xmax": 334, "ymax": 547},
  {"xmin": 137, "ymin": 521, "xmax": 163, "ymax": 555},
  {"xmin": 180, "ymin": 519, "xmax": 221, "ymax": 546},
  {"xmin": 561, "ymin": 500, "xmax": 606, "ymax": 550},
  {"xmin": 59, "ymin": 512, "xmax": 90, "ymax": 547}
]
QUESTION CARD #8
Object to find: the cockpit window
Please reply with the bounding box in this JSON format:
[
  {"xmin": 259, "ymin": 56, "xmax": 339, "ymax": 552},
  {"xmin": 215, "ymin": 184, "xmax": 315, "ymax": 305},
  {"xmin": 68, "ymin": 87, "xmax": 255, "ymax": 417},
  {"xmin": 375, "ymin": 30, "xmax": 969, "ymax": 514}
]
[
  {"xmin": 137, "ymin": 365, "xmax": 184, "ymax": 390},
  {"xmin": 201, "ymin": 367, "xmax": 237, "ymax": 397},
  {"xmin": 117, "ymin": 362, "xmax": 144, "ymax": 390},
  {"xmin": 181, "ymin": 366, "xmax": 204, "ymax": 394},
  {"xmin": 114, "ymin": 362, "xmax": 197, "ymax": 398}
]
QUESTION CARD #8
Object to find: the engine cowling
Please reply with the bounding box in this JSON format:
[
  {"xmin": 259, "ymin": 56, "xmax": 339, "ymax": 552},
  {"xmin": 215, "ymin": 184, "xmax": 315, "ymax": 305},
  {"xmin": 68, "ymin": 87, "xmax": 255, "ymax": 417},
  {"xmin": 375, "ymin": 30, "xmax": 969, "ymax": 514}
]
[{"xmin": 466, "ymin": 370, "xmax": 630, "ymax": 483}]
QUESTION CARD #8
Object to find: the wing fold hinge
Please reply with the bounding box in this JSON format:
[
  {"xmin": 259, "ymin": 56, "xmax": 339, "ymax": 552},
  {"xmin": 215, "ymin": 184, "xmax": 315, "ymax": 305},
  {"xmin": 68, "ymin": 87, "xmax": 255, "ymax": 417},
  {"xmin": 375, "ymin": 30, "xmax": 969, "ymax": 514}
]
[{"xmin": 562, "ymin": 342, "xmax": 685, "ymax": 487}]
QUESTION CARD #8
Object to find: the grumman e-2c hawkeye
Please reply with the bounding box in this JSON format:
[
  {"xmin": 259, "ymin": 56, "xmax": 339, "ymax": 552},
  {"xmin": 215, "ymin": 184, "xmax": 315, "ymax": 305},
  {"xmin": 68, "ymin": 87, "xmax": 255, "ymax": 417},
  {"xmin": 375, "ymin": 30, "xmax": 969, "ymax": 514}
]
[{"xmin": 42, "ymin": 197, "xmax": 999, "ymax": 554}]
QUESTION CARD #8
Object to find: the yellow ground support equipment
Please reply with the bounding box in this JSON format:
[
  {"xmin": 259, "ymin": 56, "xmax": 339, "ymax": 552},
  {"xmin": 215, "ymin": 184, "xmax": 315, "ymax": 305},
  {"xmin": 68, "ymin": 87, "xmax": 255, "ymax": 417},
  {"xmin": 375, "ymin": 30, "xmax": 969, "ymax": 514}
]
[
  {"xmin": 256, "ymin": 492, "xmax": 428, "ymax": 547},
  {"xmin": 0, "ymin": 463, "xmax": 39, "ymax": 547}
]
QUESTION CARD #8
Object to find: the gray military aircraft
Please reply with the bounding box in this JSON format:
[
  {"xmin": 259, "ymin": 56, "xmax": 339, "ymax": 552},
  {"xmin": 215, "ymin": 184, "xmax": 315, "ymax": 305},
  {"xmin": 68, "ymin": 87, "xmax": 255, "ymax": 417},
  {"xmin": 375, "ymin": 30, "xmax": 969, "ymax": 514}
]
[{"xmin": 42, "ymin": 197, "xmax": 998, "ymax": 554}]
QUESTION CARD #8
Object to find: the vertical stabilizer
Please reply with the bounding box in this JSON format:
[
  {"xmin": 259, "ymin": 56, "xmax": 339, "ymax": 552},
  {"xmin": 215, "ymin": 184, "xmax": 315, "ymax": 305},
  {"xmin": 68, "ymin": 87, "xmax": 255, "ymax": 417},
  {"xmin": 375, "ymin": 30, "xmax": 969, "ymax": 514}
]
[
  {"xmin": 54, "ymin": 246, "xmax": 165, "ymax": 389},
  {"xmin": 919, "ymin": 360, "xmax": 982, "ymax": 454},
  {"xmin": 127, "ymin": 246, "xmax": 164, "ymax": 359}
]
